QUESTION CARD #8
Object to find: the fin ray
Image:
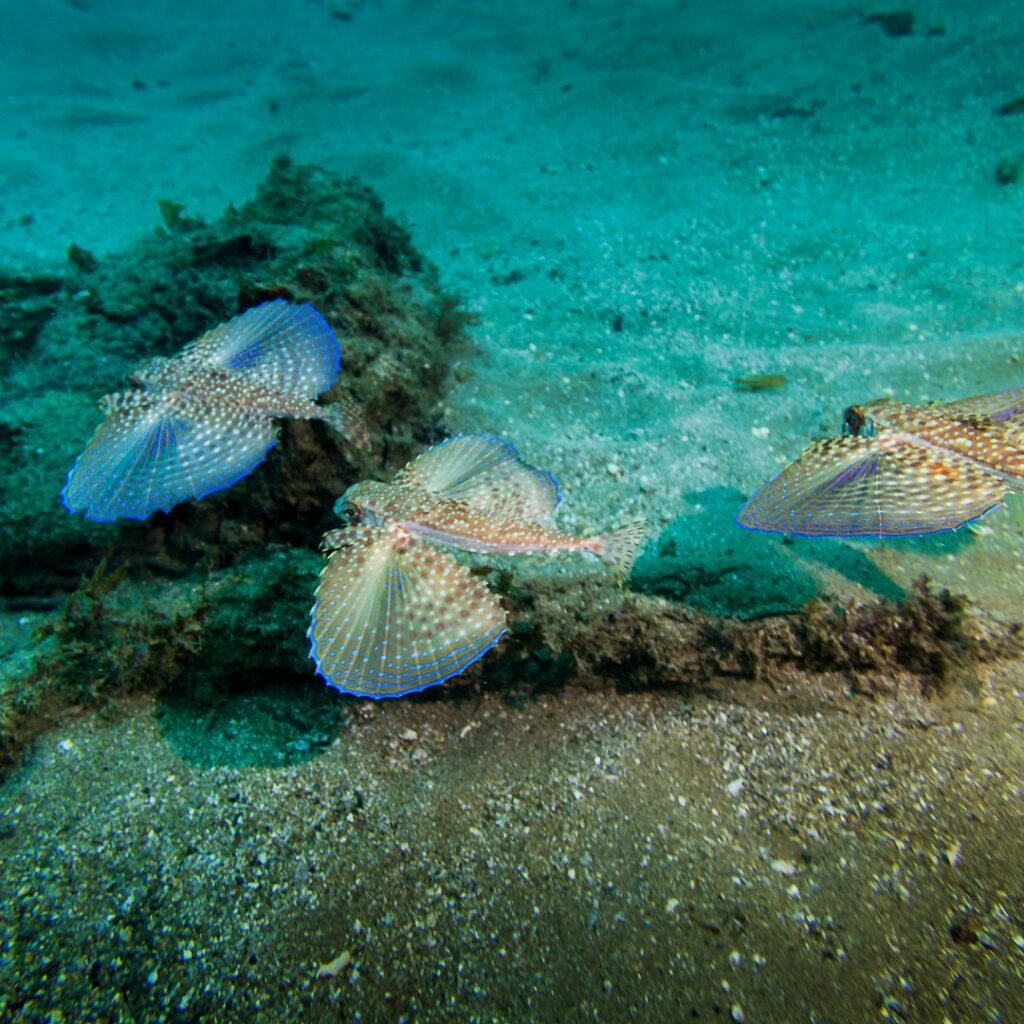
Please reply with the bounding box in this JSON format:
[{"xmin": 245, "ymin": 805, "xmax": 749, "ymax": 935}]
[
  {"xmin": 939, "ymin": 388, "xmax": 1024, "ymax": 424},
  {"xmin": 187, "ymin": 300, "xmax": 341, "ymax": 398},
  {"xmin": 738, "ymin": 435, "xmax": 1006, "ymax": 537},
  {"xmin": 62, "ymin": 390, "xmax": 277, "ymax": 521},
  {"xmin": 395, "ymin": 434, "xmax": 560, "ymax": 524},
  {"xmin": 593, "ymin": 520, "xmax": 648, "ymax": 578}
]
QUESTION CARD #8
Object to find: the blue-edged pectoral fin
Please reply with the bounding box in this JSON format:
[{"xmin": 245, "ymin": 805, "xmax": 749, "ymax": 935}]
[
  {"xmin": 737, "ymin": 435, "xmax": 1006, "ymax": 538},
  {"xmin": 308, "ymin": 524, "xmax": 507, "ymax": 698}
]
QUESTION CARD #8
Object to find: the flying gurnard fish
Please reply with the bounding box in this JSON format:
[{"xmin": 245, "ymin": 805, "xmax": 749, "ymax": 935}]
[
  {"xmin": 62, "ymin": 300, "xmax": 366, "ymax": 521},
  {"xmin": 308, "ymin": 434, "xmax": 648, "ymax": 698},
  {"xmin": 737, "ymin": 387, "xmax": 1024, "ymax": 537}
]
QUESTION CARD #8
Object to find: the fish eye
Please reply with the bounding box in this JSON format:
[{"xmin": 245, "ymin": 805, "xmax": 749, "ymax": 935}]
[
  {"xmin": 840, "ymin": 405, "xmax": 874, "ymax": 438},
  {"xmin": 338, "ymin": 501, "xmax": 362, "ymax": 524}
]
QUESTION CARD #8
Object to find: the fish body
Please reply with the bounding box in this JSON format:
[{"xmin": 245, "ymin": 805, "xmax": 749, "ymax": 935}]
[
  {"xmin": 108, "ymin": 369, "xmax": 328, "ymax": 423},
  {"xmin": 63, "ymin": 300, "xmax": 364, "ymax": 521},
  {"xmin": 339, "ymin": 480, "xmax": 621, "ymax": 564},
  {"xmin": 738, "ymin": 387, "xmax": 1024, "ymax": 538},
  {"xmin": 310, "ymin": 435, "xmax": 647, "ymax": 698}
]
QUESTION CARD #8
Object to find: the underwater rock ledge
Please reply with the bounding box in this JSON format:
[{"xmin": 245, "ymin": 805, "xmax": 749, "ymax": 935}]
[
  {"xmin": 502, "ymin": 574, "xmax": 1021, "ymax": 700},
  {"xmin": 1, "ymin": 561, "xmax": 1018, "ymax": 775},
  {"xmin": 0, "ymin": 154, "xmax": 476, "ymax": 600}
]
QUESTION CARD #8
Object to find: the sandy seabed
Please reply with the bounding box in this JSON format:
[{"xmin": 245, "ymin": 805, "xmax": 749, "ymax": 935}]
[{"xmin": 3, "ymin": 674, "xmax": 1023, "ymax": 1023}]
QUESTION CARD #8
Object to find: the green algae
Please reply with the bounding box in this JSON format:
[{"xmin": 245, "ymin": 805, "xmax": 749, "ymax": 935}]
[
  {"xmin": 0, "ymin": 548, "xmax": 324, "ymax": 774},
  {"xmin": 2, "ymin": 497, "xmax": 1019, "ymax": 774},
  {"xmin": 503, "ymin": 572, "xmax": 1020, "ymax": 700}
]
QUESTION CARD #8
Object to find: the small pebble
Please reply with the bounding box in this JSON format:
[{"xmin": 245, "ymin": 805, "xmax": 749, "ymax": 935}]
[
  {"xmin": 771, "ymin": 858, "xmax": 796, "ymax": 877},
  {"xmin": 726, "ymin": 779, "xmax": 744, "ymax": 797}
]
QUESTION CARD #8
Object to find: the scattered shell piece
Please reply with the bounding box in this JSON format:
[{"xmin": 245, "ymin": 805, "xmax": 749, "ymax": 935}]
[
  {"xmin": 771, "ymin": 858, "xmax": 797, "ymax": 877},
  {"xmin": 316, "ymin": 950, "xmax": 352, "ymax": 979},
  {"xmin": 399, "ymin": 728, "xmax": 418, "ymax": 743}
]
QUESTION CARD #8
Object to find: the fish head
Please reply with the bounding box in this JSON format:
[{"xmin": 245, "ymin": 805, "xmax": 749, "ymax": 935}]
[
  {"xmin": 840, "ymin": 405, "xmax": 876, "ymax": 438},
  {"xmin": 333, "ymin": 480, "xmax": 394, "ymax": 526}
]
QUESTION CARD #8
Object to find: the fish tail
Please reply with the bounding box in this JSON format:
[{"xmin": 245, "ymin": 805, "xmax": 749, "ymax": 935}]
[
  {"xmin": 320, "ymin": 393, "xmax": 371, "ymax": 450},
  {"xmin": 592, "ymin": 519, "xmax": 648, "ymax": 579}
]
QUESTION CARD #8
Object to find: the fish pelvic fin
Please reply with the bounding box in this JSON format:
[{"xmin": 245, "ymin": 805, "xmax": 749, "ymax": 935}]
[{"xmin": 592, "ymin": 519, "xmax": 648, "ymax": 580}]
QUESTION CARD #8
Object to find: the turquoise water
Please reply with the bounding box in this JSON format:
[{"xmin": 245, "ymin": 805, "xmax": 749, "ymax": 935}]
[{"xmin": 1, "ymin": 3, "xmax": 1023, "ymax": 1021}]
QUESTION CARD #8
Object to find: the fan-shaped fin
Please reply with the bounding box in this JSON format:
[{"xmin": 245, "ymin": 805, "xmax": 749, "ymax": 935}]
[
  {"xmin": 62, "ymin": 389, "xmax": 277, "ymax": 521},
  {"xmin": 737, "ymin": 435, "xmax": 1006, "ymax": 537},
  {"xmin": 394, "ymin": 434, "xmax": 560, "ymax": 524},
  {"xmin": 309, "ymin": 524, "xmax": 507, "ymax": 698},
  {"xmin": 592, "ymin": 520, "xmax": 648, "ymax": 578},
  {"xmin": 187, "ymin": 300, "xmax": 341, "ymax": 398}
]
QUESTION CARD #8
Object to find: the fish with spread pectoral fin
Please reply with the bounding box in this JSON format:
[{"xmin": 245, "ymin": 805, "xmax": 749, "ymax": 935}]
[
  {"xmin": 737, "ymin": 388, "xmax": 1024, "ymax": 537},
  {"xmin": 62, "ymin": 300, "xmax": 367, "ymax": 521},
  {"xmin": 309, "ymin": 434, "xmax": 648, "ymax": 698}
]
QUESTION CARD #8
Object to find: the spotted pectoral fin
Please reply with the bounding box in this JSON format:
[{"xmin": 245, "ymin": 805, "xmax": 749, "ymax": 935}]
[
  {"xmin": 62, "ymin": 390, "xmax": 278, "ymax": 521},
  {"xmin": 394, "ymin": 434, "xmax": 560, "ymax": 524},
  {"xmin": 939, "ymin": 388, "xmax": 1024, "ymax": 425},
  {"xmin": 308, "ymin": 524, "xmax": 507, "ymax": 698},
  {"xmin": 186, "ymin": 300, "xmax": 341, "ymax": 399},
  {"xmin": 737, "ymin": 434, "xmax": 1007, "ymax": 537}
]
